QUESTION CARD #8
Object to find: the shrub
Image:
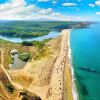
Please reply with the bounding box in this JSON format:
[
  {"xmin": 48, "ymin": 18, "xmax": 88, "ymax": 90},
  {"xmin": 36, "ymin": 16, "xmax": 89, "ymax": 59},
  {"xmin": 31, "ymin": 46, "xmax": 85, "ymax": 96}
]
[
  {"xmin": 32, "ymin": 41, "xmax": 45, "ymax": 50},
  {"xmin": 5, "ymin": 83, "xmax": 15, "ymax": 93},
  {"xmin": 22, "ymin": 41, "xmax": 33, "ymax": 46},
  {"xmin": 19, "ymin": 53, "xmax": 30, "ymax": 62}
]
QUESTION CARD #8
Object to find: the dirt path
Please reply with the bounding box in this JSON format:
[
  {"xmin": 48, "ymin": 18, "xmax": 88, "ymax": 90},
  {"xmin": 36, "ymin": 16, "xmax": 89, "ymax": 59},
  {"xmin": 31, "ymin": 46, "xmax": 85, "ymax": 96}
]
[
  {"xmin": 47, "ymin": 29, "xmax": 71, "ymax": 100},
  {"xmin": 0, "ymin": 48, "xmax": 23, "ymax": 90}
]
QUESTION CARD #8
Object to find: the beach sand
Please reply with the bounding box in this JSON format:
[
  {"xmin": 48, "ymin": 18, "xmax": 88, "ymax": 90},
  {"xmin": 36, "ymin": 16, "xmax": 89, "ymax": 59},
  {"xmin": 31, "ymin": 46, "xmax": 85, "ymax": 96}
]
[
  {"xmin": 47, "ymin": 29, "xmax": 74, "ymax": 100},
  {"xmin": 64, "ymin": 57, "xmax": 73, "ymax": 100}
]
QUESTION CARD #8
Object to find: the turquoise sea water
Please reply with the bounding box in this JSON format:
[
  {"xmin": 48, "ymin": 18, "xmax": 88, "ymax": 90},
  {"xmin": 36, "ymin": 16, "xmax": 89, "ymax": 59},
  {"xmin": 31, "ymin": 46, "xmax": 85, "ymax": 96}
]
[{"xmin": 70, "ymin": 23, "xmax": 100, "ymax": 100}]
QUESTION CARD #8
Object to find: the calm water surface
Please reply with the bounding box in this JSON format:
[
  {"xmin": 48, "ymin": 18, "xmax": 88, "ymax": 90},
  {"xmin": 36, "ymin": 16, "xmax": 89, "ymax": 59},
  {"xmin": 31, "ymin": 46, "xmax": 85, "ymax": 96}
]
[
  {"xmin": 0, "ymin": 31, "xmax": 60, "ymax": 43},
  {"xmin": 70, "ymin": 23, "xmax": 100, "ymax": 100},
  {"xmin": 9, "ymin": 54, "xmax": 26, "ymax": 69}
]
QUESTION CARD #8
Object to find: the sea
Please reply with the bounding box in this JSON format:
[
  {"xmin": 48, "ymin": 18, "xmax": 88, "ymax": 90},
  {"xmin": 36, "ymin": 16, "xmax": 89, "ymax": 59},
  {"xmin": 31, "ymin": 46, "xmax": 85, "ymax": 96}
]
[{"xmin": 70, "ymin": 22, "xmax": 100, "ymax": 100}]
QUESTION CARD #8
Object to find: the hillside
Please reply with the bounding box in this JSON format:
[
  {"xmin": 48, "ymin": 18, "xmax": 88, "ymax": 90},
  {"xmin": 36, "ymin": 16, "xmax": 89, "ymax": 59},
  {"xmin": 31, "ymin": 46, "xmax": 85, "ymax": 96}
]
[{"xmin": 0, "ymin": 30, "xmax": 73, "ymax": 100}]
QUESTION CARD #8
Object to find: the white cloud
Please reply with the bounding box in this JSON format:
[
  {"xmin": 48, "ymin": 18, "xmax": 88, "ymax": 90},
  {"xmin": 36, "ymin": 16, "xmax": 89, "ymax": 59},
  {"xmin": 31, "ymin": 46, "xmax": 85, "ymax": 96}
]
[
  {"xmin": 38, "ymin": 0, "xmax": 57, "ymax": 4},
  {"xmin": 0, "ymin": 0, "xmax": 66, "ymax": 20},
  {"xmin": 51, "ymin": 1, "xmax": 57, "ymax": 4},
  {"xmin": 0, "ymin": 0, "xmax": 86, "ymax": 21},
  {"xmin": 0, "ymin": 0, "xmax": 39, "ymax": 20},
  {"xmin": 95, "ymin": 0, "xmax": 100, "ymax": 6},
  {"xmin": 62, "ymin": 2, "xmax": 77, "ymax": 6},
  {"xmin": 96, "ymin": 12, "xmax": 100, "ymax": 15},
  {"xmin": 38, "ymin": 0, "xmax": 50, "ymax": 2},
  {"xmin": 39, "ymin": 8, "xmax": 53, "ymax": 14},
  {"xmin": 51, "ymin": 12, "xmax": 60, "ymax": 16},
  {"xmin": 89, "ymin": 4, "xmax": 95, "ymax": 7},
  {"xmin": 10, "ymin": 0, "xmax": 25, "ymax": 7}
]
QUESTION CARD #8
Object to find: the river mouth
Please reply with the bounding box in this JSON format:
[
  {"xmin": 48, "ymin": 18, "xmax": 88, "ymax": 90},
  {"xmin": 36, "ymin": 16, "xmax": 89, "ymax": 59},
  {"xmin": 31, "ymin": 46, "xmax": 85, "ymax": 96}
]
[{"xmin": 0, "ymin": 31, "xmax": 60, "ymax": 43}]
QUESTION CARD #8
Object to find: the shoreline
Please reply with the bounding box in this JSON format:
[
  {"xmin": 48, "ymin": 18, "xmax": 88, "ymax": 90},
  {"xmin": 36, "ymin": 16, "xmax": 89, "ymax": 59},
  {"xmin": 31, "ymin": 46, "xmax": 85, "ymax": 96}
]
[
  {"xmin": 48, "ymin": 29, "xmax": 73, "ymax": 100},
  {"xmin": 68, "ymin": 29, "xmax": 79, "ymax": 100}
]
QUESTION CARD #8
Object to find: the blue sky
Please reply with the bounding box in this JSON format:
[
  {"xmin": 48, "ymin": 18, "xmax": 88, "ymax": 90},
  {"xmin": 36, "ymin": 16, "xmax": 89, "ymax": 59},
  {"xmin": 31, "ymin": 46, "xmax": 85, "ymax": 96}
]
[{"xmin": 0, "ymin": 0, "xmax": 100, "ymax": 21}]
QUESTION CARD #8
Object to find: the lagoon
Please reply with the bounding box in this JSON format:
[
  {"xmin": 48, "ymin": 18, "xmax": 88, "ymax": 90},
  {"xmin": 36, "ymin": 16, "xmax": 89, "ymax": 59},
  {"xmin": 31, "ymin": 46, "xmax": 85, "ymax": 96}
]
[{"xmin": 0, "ymin": 31, "xmax": 60, "ymax": 43}]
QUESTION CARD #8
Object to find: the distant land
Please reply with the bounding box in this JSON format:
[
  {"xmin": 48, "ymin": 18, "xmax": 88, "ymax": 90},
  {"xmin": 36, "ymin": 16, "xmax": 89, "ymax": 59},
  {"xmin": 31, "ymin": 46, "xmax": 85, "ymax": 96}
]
[{"xmin": 0, "ymin": 21, "xmax": 91, "ymax": 38}]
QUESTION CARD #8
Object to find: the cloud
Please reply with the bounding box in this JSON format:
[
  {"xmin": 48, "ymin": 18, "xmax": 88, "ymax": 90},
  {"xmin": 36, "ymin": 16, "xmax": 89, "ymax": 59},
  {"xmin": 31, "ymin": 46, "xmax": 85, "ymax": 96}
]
[
  {"xmin": 0, "ymin": 0, "xmax": 65, "ymax": 20},
  {"xmin": 0, "ymin": 0, "xmax": 39, "ymax": 20},
  {"xmin": 89, "ymin": 4, "xmax": 95, "ymax": 7},
  {"xmin": 38, "ymin": 0, "xmax": 57, "ymax": 4},
  {"xmin": 62, "ymin": 2, "xmax": 77, "ymax": 6},
  {"xmin": 0, "ymin": 0, "xmax": 85, "ymax": 21},
  {"xmin": 39, "ymin": 8, "xmax": 53, "ymax": 14},
  {"xmin": 95, "ymin": 0, "xmax": 100, "ymax": 6},
  {"xmin": 89, "ymin": 1, "xmax": 100, "ymax": 7},
  {"xmin": 51, "ymin": 1, "xmax": 57, "ymax": 4},
  {"xmin": 38, "ymin": 0, "xmax": 50, "ymax": 2},
  {"xmin": 51, "ymin": 12, "xmax": 60, "ymax": 16},
  {"xmin": 96, "ymin": 12, "xmax": 100, "ymax": 15}
]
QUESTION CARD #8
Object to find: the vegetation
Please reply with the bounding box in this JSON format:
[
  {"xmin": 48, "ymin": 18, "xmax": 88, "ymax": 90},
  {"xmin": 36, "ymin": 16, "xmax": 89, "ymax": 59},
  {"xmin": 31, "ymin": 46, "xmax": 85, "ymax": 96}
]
[
  {"xmin": 21, "ymin": 41, "xmax": 45, "ymax": 50},
  {"xmin": 8, "ymin": 55, "xmax": 13, "ymax": 64},
  {"xmin": 22, "ymin": 41, "xmax": 33, "ymax": 46},
  {"xmin": 5, "ymin": 83, "xmax": 15, "ymax": 93},
  {"xmin": 0, "ymin": 21, "xmax": 90, "ymax": 38},
  {"xmin": 0, "ymin": 38, "xmax": 47, "ymax": 68},
  {"xmin": 0, "ymin": 39, "xmax": 36, "ymax": 68},
  {"xmin": 0, "ymin": 21, "xmax": 90, "ymax": 68},
  {"xmin": 32, "ymin": 41, "xmax": 45, "ymax": 50},
  {"xmin": 19, "ymin": 53, "xmax": 30, "ymax": 62},
  {"xmin": 34, "ymin": 46, "xmax": 50, "ymax": 60},
  {"xmin": 21, "ymin": 40, "xmax": 48, "ymax": 60},
  {"xmin": 43, "ymin": 38, "xmax": 52, "ymax": 42}
]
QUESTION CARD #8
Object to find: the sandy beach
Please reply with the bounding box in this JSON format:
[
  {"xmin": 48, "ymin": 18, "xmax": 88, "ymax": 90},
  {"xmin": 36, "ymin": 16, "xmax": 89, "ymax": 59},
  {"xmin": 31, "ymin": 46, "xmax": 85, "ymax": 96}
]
[{"xmin": 47, "ymin": 29, "xmax": 74, "ymax": 100}]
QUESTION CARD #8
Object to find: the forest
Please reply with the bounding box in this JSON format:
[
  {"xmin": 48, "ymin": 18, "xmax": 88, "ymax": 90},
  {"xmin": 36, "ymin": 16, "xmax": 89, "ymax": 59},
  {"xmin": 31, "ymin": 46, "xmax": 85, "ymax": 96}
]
[{"xmin": 0, "ymin": 21, "xmax": 90, "ymax": 38}]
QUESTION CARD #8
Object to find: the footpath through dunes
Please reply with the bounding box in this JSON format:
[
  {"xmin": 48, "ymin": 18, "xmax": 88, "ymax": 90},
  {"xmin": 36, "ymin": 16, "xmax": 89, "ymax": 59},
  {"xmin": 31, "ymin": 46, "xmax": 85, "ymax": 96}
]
[
  {"xmin": 0, "ymin": 48, "xmax": 23, "ymax": 90},
  {"xmin": 47, "ymin": 29, "xmax": 73, "ymax": 100},
  {"xmin": 0, "ymin": 48, "xmax": 11, "ymax": 100}
]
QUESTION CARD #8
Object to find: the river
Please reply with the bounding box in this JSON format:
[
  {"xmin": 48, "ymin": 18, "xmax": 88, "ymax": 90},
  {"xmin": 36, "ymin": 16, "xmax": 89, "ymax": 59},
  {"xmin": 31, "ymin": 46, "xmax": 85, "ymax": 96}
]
[{"xmin": 0, "ymin": 31, "xmax": 60, "ymax": 43}]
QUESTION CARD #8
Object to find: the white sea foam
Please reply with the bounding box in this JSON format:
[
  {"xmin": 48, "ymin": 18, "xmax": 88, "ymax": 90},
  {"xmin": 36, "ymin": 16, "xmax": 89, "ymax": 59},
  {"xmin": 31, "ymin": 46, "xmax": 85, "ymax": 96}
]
[{"xmin": 68, "ymin": 29, "xmax": 79, "ymax": 100}]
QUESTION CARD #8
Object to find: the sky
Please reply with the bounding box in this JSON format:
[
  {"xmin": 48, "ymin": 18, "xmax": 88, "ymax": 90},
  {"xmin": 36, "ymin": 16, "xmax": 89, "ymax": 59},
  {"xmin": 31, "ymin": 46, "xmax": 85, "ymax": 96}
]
[{"xmin": 0, "ymin": 0, "xmax": 100, "ymax": 21}]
